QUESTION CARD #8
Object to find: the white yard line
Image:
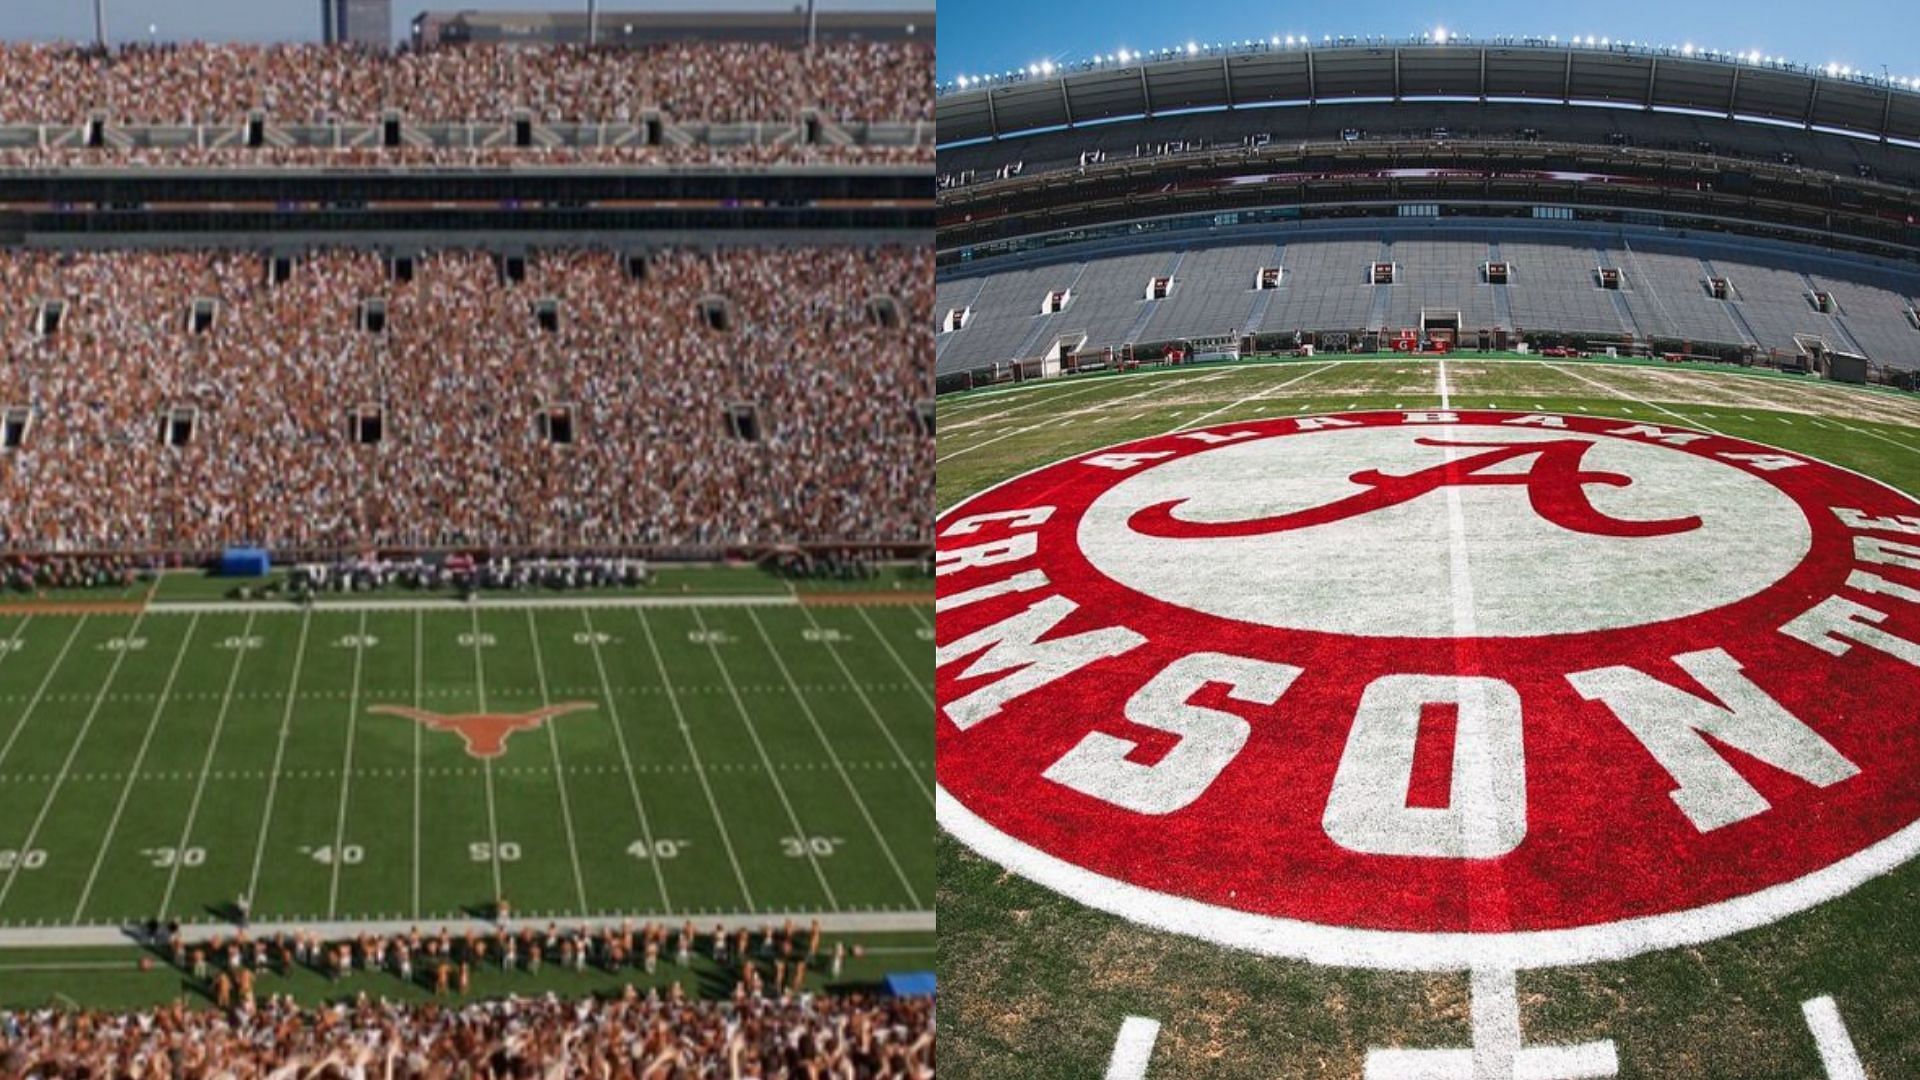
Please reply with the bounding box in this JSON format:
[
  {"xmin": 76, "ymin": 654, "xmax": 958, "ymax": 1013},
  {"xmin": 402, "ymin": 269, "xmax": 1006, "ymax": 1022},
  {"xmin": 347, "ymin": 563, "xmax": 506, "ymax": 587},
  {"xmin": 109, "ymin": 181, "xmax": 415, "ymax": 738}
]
[
  {"xmin": 580, "ymin": 608, "xmax": 673, "ymax": 912},
  {"xmin": 940, "ymin": 374, "xmax": 1252, "ymax": 462},
  {"xmin": 0, "ymin": 908, "xmax": 934, "ymax": 947},
  {"xmin": 1170, "ymin": 361, "xmax": 1341, "ymax": 432},
  {"xmin": 0, "ymin": 615, "xmax": 35, "ymax": 681},
  {"xmin": 742, "ymin": 610, "xmax": 922, "ymax": 907},
  {"xmin": 0, "ymin": 610, "xmax": 151, "ymax": 915},
  {"xmin": 853, "ymin": 607, "xmax": 934, "ymax": 711},
  {"xmin": 1545, "ymin": 363, "xmax": 1727, "ymax": 435},
  {"xmin": 689, "ymin": 608, "xmax": 840, "ymax": 911},
  {"xmin": 524, "ymin": 609, "xmax": 590, "ymax": 917},
  {"xmin": 777, "ymin": 607, "xmax": 932, "ymax": 801},
  {"xmin": 1104, "ymin": 1016, "xmax": 1162, "ymax": 1080},
  {"xmin": 325, "ymin": 611, "xmax": 369, "ymax": 920},
  {"xmin": 162, "ymin": 611, "xmax": 258, "ymax": 918},
  {"xmin": 147, "ymin": 594, "xmax": 798, "ymax": 615},
  {"xmin": 0, "ymin": 618, "xmax": 88, "ymax": 774},
  {"xmin": 467, "ymin": 608, "xmax": 505, "ymax": 901},
  {"xmin": 410, "ymin": 609, "xmax": 423, "ymax": 922},
  {"xmin": 1438, "ymin": 358, "xmax": 1452, "ymax": 410},
  {"xmin": 244, "ymin": 609, "xmax": 313, "ymax": 910},
  {"xmin": 1802, "ymin": 996, "xmax": 1867, "ymax": 1080},
  {"xmin": 70, "ymin": 613, "xmax": 202, "ymax": 922},
  {"xmin": 633, "ymin": 608, "xmax": 758, "ymax": 911}
]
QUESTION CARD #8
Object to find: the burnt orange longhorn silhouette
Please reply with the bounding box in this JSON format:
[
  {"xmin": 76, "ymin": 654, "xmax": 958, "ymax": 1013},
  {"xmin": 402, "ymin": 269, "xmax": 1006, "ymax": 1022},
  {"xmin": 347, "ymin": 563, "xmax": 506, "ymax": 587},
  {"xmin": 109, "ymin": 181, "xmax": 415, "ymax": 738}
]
[{"xmin": 368, "ymin": 702, "xmax": 598, "ymax": 759}]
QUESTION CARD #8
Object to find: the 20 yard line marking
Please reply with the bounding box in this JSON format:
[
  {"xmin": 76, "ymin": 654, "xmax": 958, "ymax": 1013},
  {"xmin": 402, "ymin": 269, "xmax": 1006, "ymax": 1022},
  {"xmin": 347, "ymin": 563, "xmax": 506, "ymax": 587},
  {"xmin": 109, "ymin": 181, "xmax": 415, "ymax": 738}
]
[
  {"xmin": 245, "ymin": 609, "xmax": 313, "ymax": 911},
  {"xmin": 162, "ymin": 611, "xmax": 258, "ymax": 919},
  {"xmin": 742, "ymin": 610, "xmax": 921, "ymax": 908},
  {"xmin": 633, "ymin": 608, "xmax": 757, "ymax": 911},
  {"xmin": 1105, "ymin": 1016, "xmax": 1161, "ymax": 1080},
  {"xmin": 467, "ymin": 608, "xmax": 504, "ymax": 901},
  {"xmin": 325, "ymin": 611, "xmax": 368, "ymax": 920},
  {"xmin": 691, "ymin": 609, "xmax": 839, "ymax": 911},
  {"xmin": 0, "ymin": 610, "xmax": 151, "ymax": 916},
  {"xmin": 71, "ymin": 613, "xmax": 202, "ymax": 922},
  {"xmin": 524, "ymin": 609, "xmax": 589, "ymax": 917},
  {"xmin": 787, "ymin": 607, "xmax": 932, "ymax": 802},
  {"xmin": 579, "ymin": 609, "xmax": 672, "ymax": 912},
  {"xmin": 1802, "ymin": 996, "xmax": 1867, "ymax": 1080},
  {"xmin": 0, "ymin": 618, "xmax": 87, "ymax": 776}
]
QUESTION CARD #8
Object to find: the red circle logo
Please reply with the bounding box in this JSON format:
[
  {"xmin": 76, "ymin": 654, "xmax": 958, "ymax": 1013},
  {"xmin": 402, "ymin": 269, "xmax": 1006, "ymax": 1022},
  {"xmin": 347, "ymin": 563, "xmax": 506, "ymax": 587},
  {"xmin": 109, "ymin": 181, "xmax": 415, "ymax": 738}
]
[{"xmin": 936, "ymin": 411, "xmax": 1920, "ymax": 969}]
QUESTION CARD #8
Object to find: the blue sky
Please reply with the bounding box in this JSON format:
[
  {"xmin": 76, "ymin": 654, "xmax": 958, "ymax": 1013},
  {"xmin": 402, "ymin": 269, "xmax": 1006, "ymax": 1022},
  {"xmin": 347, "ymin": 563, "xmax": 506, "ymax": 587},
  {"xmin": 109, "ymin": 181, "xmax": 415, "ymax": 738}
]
[
  {"xmin": 0, "ymin": 0, "xmax": 927, "ymax": 45},
  {"xmin": 937, "ymin": 0, "xmax": 1917, "ymax": 87}
]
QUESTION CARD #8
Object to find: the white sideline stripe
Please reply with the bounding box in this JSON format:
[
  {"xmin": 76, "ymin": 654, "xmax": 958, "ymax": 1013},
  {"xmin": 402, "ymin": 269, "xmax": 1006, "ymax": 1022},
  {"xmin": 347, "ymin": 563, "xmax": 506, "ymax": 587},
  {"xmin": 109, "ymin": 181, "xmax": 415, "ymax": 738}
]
[
  {"xmin": 1802, "ymin": 996, "xmax": 1867, "ymax": 1080},
  {"xmin": 0, "ymin": 909, "xmax": 935, "ymax": 948},
  {"xmin": 1104, "ymin": 1016, "xmax": 1161, "ymax": 1080},
  {"xmin": 147, "ymin": 594, "xmax": 801, "ymax": 613}
]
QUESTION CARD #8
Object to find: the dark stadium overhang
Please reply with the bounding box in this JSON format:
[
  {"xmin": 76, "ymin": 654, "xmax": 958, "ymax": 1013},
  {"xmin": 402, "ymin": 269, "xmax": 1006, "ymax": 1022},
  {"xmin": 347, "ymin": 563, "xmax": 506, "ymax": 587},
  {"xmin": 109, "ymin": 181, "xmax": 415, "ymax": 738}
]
[{"xmin": 938, "ymin": 43, "xmax": 1920, "ymax": 147}]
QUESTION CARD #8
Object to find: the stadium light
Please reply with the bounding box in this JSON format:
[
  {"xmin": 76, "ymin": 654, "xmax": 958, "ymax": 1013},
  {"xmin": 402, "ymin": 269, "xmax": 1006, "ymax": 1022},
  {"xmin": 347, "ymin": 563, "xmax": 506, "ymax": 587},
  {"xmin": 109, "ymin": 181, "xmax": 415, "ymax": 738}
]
[
  {"xmin": 1433, "ymin": 27, "xmax": 1448, "ymax": 44},
  {"xmin": 1040, "ymin": 59, "xmax": 1055, "ymax": 75},
  {"xmin": 1117, "ymin": 48, "xmax": 1131, "ymax": 63},
  {"xmin": 1682, "ymin": 43, "xmax": 1694, "ymax": 56},
  {"xmin": 1186, "ymin": 41, "xmax": 1199, "ymax": 56}
]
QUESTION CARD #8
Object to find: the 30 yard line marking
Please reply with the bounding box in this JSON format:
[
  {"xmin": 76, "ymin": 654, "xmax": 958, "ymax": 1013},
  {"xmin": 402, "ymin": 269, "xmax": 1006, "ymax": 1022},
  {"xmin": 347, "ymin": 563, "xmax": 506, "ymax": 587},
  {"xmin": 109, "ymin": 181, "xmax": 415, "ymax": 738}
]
[
  {"xmin": 163, "ymin": 611, "xmax": 258, "ymax": 919},
  {"xmin": 0, "ymin": 610, "xmax": 151, "ymax": 916},
  {"xmin": 783, "ymin": 607, "xmax": 932, "ymax": 802},
  {"xmin": 690, "ymin": 608, "xmax": 839, "ymax": 911},
  {"xmin": 1802, "ymin": 996, "xmax": 1867, "ymax": 1080},
  {"xmin": 0, "ymin": 618, "xmax": 87, "ymax": 776},
  {"xmin": 740, "ymin": 610, "xmax": 921, "ymax": 907},
  {"xmin": 525, "ymin": 609, "xmax": 589, "ymax": 916},
  {"xmin": 1105, "ymin": 1016, "xmax": 1161, "ymax": 1080},
  {"xmin": 579, "ymin": 608, "xmax": 672, "ymax": 912},
  {"xmin": 467, "ymin": 607, "xmax": 504, "ymax": 901},
  {"xmin": 245, "ymin": 608, "xmax": 313, "ymax": 910},
  {"xmin": 71, "ymin": 613, "xmax": 201, "ymax": 922},
  {"xmin": 633, "ymin": 608, "xmax": 757, "ymax": 911},
  {"xmin": 325, "ymin": 610, "xmax": 368, "ymax": 920}
]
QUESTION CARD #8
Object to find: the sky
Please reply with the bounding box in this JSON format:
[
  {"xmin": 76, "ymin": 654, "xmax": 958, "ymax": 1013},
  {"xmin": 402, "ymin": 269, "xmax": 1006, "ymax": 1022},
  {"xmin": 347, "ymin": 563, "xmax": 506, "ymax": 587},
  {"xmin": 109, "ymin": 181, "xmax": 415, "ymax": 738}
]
[
  {"xmin": 0, "ymin": 0, "xmax": 927, "ymax": 45},
  {"xmin": 936, "ymin": 0, "xmax": 1918, "ymax": 88}
]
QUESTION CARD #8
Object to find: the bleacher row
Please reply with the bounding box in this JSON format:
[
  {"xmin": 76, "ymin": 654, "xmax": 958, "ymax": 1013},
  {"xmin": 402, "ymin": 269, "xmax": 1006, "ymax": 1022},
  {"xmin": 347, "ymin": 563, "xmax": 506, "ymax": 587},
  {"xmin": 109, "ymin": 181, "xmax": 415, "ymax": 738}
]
[{"xmin": 934, "ymin": 233, "xmax": 1920, "ymax": 374}]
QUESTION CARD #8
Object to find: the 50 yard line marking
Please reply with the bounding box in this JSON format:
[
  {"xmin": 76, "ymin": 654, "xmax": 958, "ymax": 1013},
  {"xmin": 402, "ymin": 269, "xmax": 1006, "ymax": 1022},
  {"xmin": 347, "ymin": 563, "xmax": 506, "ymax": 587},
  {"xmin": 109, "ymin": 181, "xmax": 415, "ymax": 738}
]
[
  {"xmin": 468, "ymin": 607, "xmax": 504, "ymax": 901},
  {"xmin": 71, "ymin": 613, "xmax": 201, "ymax": 922},
  {"xmin": 0, "ymin": 610, "xmax": 150, "ymax": 916},
  {"xmin": 325, "ymin": 610, "xmax": 368, "ymax": 920},
  {"xmin": 633, "ymin": 608, "xmax": 756, "ymax": 911},
  {"xmin": 524, "ymin": 609, "xmax": 589, "ymax": 917},
  {"xmin": 245, "ymin": 609, "xmax": 313, "ymax": 911},
  {"xmin": 162, "ymin": 611, "xmax": 258, "ymax": 919},
  {"xmin": 691, "ymin": 608, "xmax": 839, "ymax": 911},
  {"xmin": 579, "ymin": 608, "xmax": 673, "ymax": 912}
]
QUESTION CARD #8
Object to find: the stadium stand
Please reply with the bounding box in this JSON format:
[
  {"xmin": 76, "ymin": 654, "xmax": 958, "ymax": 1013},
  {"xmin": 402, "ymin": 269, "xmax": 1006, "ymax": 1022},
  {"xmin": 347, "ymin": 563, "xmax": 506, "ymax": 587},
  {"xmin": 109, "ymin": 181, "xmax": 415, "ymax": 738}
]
[{"xmin": 0, "ymin": 245, "xmax": 930, "ymax": 554}]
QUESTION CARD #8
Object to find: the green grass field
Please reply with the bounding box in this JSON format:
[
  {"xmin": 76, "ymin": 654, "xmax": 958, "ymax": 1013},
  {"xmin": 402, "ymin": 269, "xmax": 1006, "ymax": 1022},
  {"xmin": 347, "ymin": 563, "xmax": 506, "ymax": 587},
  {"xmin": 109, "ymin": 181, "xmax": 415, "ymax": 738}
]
[
  {"xmin": 0, "ymin": 597, "xmax": 932, "ymax": 951},
  {"xmin": 937, "ymin": 356, "xmax": 1920, "ymax": 1079}
]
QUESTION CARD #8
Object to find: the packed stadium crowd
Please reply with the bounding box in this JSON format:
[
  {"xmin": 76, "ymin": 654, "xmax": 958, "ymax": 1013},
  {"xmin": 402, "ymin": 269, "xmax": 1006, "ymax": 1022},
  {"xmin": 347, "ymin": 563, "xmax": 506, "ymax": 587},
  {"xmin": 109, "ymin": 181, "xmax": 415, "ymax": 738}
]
[
  {"xmin": 0, "ymin": 41, "xmax": 933, "ymax": 126},
  {"xmin": 0, "ymin": 245, "xmax": 933, "ymax": 553},
  {"xmin": 0, "ymin": 143, "xmax": 930, "ymax": 168},
  {"xmin": 0, "ymin": 989, "xmax": 936, "ymax": 1078}
]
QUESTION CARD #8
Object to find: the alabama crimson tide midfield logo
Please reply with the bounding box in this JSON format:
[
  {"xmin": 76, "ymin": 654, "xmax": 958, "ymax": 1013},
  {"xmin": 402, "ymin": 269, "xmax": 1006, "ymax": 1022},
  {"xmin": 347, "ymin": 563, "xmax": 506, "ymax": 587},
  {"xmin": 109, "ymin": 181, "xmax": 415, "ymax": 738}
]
[{"xmin": 936, "ymin": 410, "xmax": 1920, "ymax": 970}]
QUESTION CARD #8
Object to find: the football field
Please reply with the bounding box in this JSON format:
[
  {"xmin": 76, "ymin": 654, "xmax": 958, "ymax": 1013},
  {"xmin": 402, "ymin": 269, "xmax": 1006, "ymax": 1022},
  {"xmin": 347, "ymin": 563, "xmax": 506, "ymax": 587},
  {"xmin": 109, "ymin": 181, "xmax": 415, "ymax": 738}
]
[
  {"xmin": 0, "ymin": 597, "xmax": 933, "ymax": 935},
  {"xmin": 937, "ymin": 355, "xmax": 1920, "ymax": 1079}
]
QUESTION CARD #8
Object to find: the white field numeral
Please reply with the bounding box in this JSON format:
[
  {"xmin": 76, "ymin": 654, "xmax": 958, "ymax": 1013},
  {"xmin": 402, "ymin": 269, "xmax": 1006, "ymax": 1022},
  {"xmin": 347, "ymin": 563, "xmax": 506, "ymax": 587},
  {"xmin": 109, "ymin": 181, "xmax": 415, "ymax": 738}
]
[
  {"xmin": 469, "ymin": 841, "xmax": 521, "ymax": 862},
  {"xmin": 688, "ymin": 629, "xmax": 733, "ymax": 645},
  {"xmin": 915, "ymin": 628, "xmax": 934, "ymax": 641},
  {"xmin": 301, "ymin": 844, "xmax": 364, "ymax": 865},
  {"xmin": 627, "ymin": 838, "xmax": 689, "ymax": 860},
  {"xmin": 334, "ymin": 634, "xmax": 379, "ymax": 649},
  {"xmin": 142, "ymin": 846, "xmax": 205, "ymax": 869},
  {"xmin": 802, "ymin": 628, "xmax": 850, "ymax": 644},
  {"xmin": 101, "ymin": 637, "xmax": 148, "ymax": 652},
  {"xmin": 218, "ymin": 635, "xmax": 265, "ymax": 650},
  {"xmin": 573, "ymin": 631, "xmax": 614, "ymax": 646},
  {"xmin": 0, "ymin": 639, "xmax": 24, "ymax": 654},
  {"xmin": 782, "ymin": 836, "xmax": 846, "ymax": 858},
  {"xmin": 0, "ymin": 849, "xmax": 47, "ymax": 871},
  {"xmin": 458, "ymin": 633, "xmax": 497, "ymax": 648}
]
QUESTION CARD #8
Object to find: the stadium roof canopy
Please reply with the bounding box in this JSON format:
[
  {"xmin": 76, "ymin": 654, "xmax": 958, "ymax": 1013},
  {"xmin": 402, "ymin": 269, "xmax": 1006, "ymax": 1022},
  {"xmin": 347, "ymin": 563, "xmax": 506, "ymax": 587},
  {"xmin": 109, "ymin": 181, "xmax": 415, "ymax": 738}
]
[{"xmin": 936, "ymin": 37, "xmax": 1920, "ymax": 148}]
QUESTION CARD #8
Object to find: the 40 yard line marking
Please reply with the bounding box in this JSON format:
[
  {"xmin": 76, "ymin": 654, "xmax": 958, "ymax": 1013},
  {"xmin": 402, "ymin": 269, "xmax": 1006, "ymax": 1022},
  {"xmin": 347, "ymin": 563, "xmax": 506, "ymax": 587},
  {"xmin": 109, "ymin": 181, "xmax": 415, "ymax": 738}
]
[
  {"xmin": 580, "ymin": 608, "xmax": 672, "ymax": 912},
  {"xmin": 634, "ymin": 608, "xmax": 756, "ymax": 910},
  {"xmin": 525, "ymin": 609, "xmax": 589, "ymax": 917},
  {"xmin": 777, "ymin": 607, "xmax": 931, "ymax": 802},
  {"xmin": 245, "ymin": 608, "xmax": 314, "ymax": 910},
  {"xmin": 468, "ymin": 607, "xmax": 504, "ymax": 902},
  {"xmin": 325, "ymin": 610, "xmax": 368, "ymax": 920},
  {"xmin": 71, "ymin": 613, "xmax": 202, "ymax": 922},
  {"xmin": 743, "ymin": 610, "xmax": 922, "ymax": 908},
  {"xmin": 162, "ymin": 611, "xmax": 257, "ymax": 919},
  {"xmin": 691, "ymin": 608, "xmax": 839, "ymax": 911},
  {"xmin": 0, "ymin": 610, "xmax": 151, "ymax": 916}
]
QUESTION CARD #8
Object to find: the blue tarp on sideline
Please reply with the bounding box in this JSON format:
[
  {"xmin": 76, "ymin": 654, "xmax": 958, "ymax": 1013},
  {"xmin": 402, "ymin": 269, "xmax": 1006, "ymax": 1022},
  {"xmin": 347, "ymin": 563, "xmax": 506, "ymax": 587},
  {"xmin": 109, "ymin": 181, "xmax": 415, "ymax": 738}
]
[
  {"xmin": 884, "ymin": 972, "xmax": 936, "ymax": 997},
  {"xmin": 219, "ymin": 547, "xmax": 270, "ymax": 577}
]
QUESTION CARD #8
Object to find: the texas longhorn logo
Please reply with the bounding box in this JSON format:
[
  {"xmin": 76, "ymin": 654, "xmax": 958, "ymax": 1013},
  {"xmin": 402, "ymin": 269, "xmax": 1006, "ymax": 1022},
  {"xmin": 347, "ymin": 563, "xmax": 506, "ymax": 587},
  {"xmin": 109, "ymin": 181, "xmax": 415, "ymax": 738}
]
[
  {"xmin": 1128, "ymin": 436, "xmax": 1703, "ymax": 539},
  {"xmin": 368, "ymin": 702, "xmax": 597, "ymax": 759}
]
